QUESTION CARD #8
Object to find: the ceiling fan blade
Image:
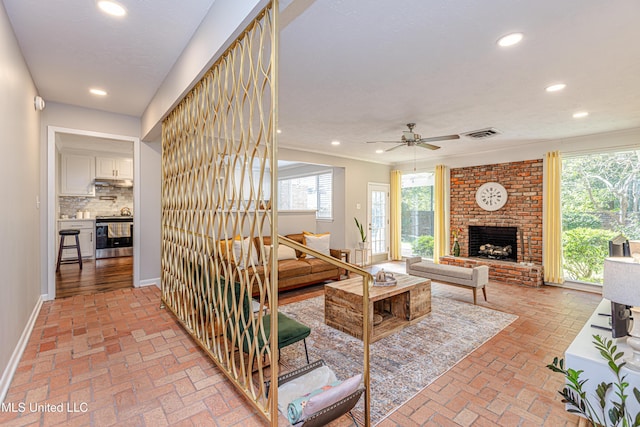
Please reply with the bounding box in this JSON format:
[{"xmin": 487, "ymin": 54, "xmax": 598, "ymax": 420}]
[
  {"xmin": 366, "ymin": 140, "xmax": 404, "ymax": 144},
  {"xmin": 417, "ymin": 142, "xmax": 441, "ymax": 150},
  {"xmin": 419, "ymin": 134, "xmax": 460, "ymax": 143},
  {"xmin": 385, "ymin": 144, "xmax": 406, "ymax": 152}
]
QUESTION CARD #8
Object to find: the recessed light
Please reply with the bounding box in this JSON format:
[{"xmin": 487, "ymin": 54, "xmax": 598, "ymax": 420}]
[
  {"xmin": 90, "ymin": 88, "xmax": 108, "ymax": 96},
  {"xmin": 497, "ymin": 32, "xmax": 523, "ymax": 47},
  {"xmin": 573, "ymin": 111, "xmax": 589, "ymax": 118},
  {"xmin": 97, "ymin": 0, "xmax": 127, "ymax": 17},
  {"xmin": 545, "ymin": 83, "xmax": 566, "ymax": 92},
  {"xmin": 375, "ymin": 149, "xmax": 384, "ymax": 154},
  {"xmin": 331, "ymin": 140, "xmax": 340, "ymax": 146},
  {"xmin": 276, "ymin": 129, "xmax": 282, "ymax": 134}
]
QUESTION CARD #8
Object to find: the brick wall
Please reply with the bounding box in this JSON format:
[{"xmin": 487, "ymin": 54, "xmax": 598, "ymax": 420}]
[{"xmin": 450, "ymin": 159, "xmax": 543, "ymax": 265}]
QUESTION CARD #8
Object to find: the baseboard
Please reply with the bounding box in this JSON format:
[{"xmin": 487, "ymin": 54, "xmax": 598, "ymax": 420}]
[
  {"xmin": 139, "ymin": 278, "xmax": 161, "ymax": 288},
  {"xmin": 547, "ymin": 280, "xmax": 602, "ymax": 294},
  {"xmin": 0, "ymin": 294, "xmax": 44, "ymax": 403}
]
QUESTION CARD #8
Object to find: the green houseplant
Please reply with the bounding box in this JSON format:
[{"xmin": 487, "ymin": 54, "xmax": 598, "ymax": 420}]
[
  {"xmin": 354, "ymin": 217, "xmax": 367, "ymax": 248},
  {"xmin": 547, "ymin": 334, "xmax": 640, "ymax": 427}
]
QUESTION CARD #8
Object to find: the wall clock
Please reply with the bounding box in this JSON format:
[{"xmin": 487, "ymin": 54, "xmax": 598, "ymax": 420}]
[{"xmin": 475, "ymin": 182, "xmax": 507, "ymax": 211}]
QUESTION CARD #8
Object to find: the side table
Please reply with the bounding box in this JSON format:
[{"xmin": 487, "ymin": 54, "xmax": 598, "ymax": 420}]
[{"xmin": 354, "ymin": 247, "xmax": 369, "ymax": 267}]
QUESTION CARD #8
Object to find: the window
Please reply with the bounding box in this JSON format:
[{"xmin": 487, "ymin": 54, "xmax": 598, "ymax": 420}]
[
  {"xmin": 400, "ymin": 172, "xmax": 435, "ymax": 258},
  {"xmin": 278, "ymin": 171, "xmax": 332, "ymax": 219},
  {"xmin": 562, "ymin": 149, "xmax": 640, "ymax": 284}
]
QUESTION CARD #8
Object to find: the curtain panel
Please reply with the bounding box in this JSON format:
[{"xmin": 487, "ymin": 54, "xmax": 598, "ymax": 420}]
[
  {"xmin": 543, "ymin": 151, "xmax": 564, "ymax": 284},
  {"xmin": 390, "ymin": 170, "xmax": 402, "ymax": 260},
  {"xmin": 433, "ymin": 165, "xmax": 448, "ymax": 263}
]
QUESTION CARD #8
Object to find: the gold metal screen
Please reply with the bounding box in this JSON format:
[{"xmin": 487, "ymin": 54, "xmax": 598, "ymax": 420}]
[{"xmin": 161, "ymin": 2, "xmax": 280, "ymax": 421}]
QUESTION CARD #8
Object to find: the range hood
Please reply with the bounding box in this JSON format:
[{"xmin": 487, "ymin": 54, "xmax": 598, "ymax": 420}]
[{"xmin": 94, "ymin": 178, "xmax": 133, "ymax": 188}]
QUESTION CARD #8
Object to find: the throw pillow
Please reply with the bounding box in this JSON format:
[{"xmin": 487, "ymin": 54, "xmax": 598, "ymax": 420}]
[
  {"xmin": 286, "ymin": 380, "xmax": 342, "ymax": 424},
  {"xmin": 232, "ymin": 236, "xmax": 259, "ymax": 269},
  {"xmin": 301, "ymin": 373, "xmax": 362, "ymax": 419},
  {"xmin": 277, "ymin": 365, "xmax": 337, "ymax": 415},
  {"xmin": 303, "ymin": 232, "xmax": 330, "ymax": 259},
  {"xmin": 278, "ymin": 245, "xmax": 298, "ymax": 260},
  {"xmin": 264, "ymin": 244, "xmax": 298, "ymax": 262}
]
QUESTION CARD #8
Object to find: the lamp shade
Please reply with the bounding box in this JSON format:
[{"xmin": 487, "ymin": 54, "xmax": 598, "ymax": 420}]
[{"xmin": 603, "ymin": 257, "xmax": 640, "ymax": 306}]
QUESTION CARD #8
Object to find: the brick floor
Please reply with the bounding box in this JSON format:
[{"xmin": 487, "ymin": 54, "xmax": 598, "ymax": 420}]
[{"xmin": 0, "ymin": 272, "xmax": 599, "ymax": 426}]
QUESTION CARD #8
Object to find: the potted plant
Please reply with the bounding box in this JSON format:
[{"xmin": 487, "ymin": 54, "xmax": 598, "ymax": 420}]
[
  {"xmin": 547, "ymin": 334, "xmax": 640, "ymax": 426},
  {"xmin": 354, "ymin": 217, "xmax": 367, "ymax": 249}
]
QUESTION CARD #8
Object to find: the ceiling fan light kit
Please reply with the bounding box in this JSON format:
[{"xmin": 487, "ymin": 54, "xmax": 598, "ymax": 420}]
[{"xmin": 366, "ymin": 123, "xmax": 460, "ymax": 152}]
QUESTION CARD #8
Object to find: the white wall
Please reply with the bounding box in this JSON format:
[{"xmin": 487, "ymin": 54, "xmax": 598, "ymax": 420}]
[
  {"xmin": 0, "ymin": 2, "xmax": 43, "ymax": 400},
  {"xmin": 139, "ymin": 141, "xmax": 162, "ymax": 283},
  {"xmin": 279, "ymin": 148, "xmax": 391, "ymax": 251}
]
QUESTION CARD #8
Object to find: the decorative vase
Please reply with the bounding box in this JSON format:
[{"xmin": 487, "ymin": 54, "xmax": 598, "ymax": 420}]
[{"xmin": 453, "ymin": 239, "xmax": 460, "ymax": 257}]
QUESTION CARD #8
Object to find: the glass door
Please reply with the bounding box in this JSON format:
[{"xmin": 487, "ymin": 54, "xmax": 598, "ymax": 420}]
[{"xmin": 368, "ymin": 183, "xmax": 390, "ymax": 264}]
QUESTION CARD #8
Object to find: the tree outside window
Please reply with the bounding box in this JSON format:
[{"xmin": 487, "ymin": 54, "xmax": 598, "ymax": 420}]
[{"xmin": 562, "ymin": 150, "xmax": 640, "ymax": 284}]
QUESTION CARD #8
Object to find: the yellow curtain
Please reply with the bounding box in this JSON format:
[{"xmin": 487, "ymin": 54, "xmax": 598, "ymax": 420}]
[
  {"xmin": 390, "ymin": 170, "xmax": 402, "ymax": 260},
  {"xmin": 543, "ymin": 151, "xmax": 564, "ymax": 284},
  {"xmin": 433, "ymin": 165, "xmax": 448, "ymax": 264}
]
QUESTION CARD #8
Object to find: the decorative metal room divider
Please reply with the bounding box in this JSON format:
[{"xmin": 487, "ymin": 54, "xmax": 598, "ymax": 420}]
[
  {"xmin": 160, "ymin": 2, "xmax": 281, "ymax": 422},
  {"xmin": 160, "ymin": 1, "xmax": 373, "ymax": 425}
]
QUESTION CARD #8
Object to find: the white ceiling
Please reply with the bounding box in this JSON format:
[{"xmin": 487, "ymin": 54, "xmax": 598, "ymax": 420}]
[{"xmin": 4, "ymin": 0, "xmax": 640, "ymax": 165}]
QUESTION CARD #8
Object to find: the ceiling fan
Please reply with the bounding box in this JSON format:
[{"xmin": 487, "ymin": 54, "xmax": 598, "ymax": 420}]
[{"xmin": 366, "ymin": 123, "xmax": 460, "ymax": 152}]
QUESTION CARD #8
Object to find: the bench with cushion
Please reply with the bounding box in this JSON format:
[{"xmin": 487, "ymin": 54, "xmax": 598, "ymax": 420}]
[{"xmin": 406, "ymin": 257, "xmax": 489, "ymax": 305}]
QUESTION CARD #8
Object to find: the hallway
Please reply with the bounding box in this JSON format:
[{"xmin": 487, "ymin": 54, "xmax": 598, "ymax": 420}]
[{"xmin": 56, "ymin": 257, "xmax": 133, "ymax": 299}]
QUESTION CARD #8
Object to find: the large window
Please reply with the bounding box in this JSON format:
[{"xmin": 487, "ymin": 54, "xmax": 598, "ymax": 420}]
[
  {"xmin": 562, "ymin": 150, "xmax": 640, "ymax": 284},
  {"xmin": 278, "ymin": 171, "xmax": 332, "ymax": 219},
  {"xmin": 401, "ymin": 172, "xmax": 435, "ymax": 258}
]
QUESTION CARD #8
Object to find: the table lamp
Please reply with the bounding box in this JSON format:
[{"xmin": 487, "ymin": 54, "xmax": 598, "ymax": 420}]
[{"xmin": 603, "ymin": 257, "xmax": 640, "ymax": 371}]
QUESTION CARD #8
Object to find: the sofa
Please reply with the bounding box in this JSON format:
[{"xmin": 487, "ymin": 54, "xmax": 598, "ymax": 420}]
[{"xmin": 219, "ymin": 233, "xmax": 345, "ymax": 293}]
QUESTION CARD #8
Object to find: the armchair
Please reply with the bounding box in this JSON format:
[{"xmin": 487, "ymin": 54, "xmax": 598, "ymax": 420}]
[{"xmin": 226, "ymin": 279, "xmax": 310, "ymax": 364}]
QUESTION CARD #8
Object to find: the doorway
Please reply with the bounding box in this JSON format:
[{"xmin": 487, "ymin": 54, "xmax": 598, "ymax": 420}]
[
  {"xmin": 47, "ymin": 126, "xmax": 141, "ymax": 300},
  {"xmin": 368, "ymin": 183, "xmax": 390, "ymax": 264}
]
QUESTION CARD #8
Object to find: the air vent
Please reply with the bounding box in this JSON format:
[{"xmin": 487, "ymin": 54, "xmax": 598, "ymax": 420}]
[{"xmin": 462, "ymin": 128, "xmax": 501, "ymax": 139}]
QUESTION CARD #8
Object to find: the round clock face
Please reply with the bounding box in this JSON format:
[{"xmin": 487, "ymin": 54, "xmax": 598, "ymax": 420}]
[{"xmin": 475, "ymin": 182, "xmax": 508, "ymax": 211}]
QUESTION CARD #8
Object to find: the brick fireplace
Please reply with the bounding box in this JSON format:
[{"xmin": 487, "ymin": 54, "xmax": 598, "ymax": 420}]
[{"xmin": 441, "ymin": 159, "xmax": 544, "ymax": 287}]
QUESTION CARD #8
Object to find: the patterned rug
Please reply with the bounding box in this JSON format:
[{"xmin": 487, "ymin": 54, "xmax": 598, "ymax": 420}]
[{"xmin": 278, "ymin": 294, "xmax": 517, "ymax": 425}]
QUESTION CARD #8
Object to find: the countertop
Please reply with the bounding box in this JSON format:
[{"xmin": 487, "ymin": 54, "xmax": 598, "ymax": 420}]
[{"xmin": 58, "ymin": 218, "xmax": 95, "ymax": 222}]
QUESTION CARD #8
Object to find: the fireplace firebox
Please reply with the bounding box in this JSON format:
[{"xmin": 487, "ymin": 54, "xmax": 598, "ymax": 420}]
[{"xmin": 468, "ymin": 226, "xmax": 518, "ymax": 262}]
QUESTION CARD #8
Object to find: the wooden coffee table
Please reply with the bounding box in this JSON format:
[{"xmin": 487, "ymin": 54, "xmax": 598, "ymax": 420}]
[{"xmin": 324, "ymin": 274, "xmax": 431, "ymax": 342}]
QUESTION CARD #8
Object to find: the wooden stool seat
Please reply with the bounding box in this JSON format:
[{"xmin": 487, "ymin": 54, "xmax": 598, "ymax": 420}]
[{"xmin": 56, "ymin": 229, "xmax": 82, "ymax": 272}]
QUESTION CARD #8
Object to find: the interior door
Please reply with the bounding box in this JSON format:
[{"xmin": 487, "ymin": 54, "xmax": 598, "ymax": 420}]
[{"xmin": 368, "ymin": 183, "xmax": 390, "ymax": 264}]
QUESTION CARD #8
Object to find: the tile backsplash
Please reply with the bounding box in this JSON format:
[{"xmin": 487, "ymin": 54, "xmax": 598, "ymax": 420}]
[{"xmin": 59, "ymin": 186, "xmax": 133, "ymax": 218}]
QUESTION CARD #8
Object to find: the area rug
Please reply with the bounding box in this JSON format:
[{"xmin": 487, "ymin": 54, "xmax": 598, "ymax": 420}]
[{"xmin": 277, "ymin": 295, "xmax": 517, "ymax": 425}]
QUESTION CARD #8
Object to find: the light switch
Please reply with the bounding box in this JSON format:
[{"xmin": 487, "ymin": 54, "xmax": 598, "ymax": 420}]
[{"xmin": 356, "ymin": 203, "xmax": 361, "ymax": 209}]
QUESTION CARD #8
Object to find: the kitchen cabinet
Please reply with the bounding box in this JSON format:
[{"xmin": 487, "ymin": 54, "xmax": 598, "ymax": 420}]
[
  {"xmin": 96, "ymin": 156, "xmax": 133, "ymax": 180},
  {"xmin": 60, "ymin": 153, "xmax": 95, "ymax": 196},
  {"xmin": 57, "ymin": 219, "xmax": 95, "ymax": 259}
]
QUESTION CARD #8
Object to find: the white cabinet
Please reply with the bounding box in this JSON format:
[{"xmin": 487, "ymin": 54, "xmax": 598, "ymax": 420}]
[
  {"xmin": 60, "ymin": 154, "xmax": 95, "ymax": 196},
  {"xmin": 96, "ymin": 157, "xmax": 133, "ymax": 180},
  {"xmin": 58, "ymin": 220, "xmax": 95, "ymax": 259}
]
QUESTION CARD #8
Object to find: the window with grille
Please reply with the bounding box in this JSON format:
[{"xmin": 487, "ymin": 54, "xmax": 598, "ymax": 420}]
[{"xmin": 278, "ymin": 171, "xmax": 332, "ymax": 219}]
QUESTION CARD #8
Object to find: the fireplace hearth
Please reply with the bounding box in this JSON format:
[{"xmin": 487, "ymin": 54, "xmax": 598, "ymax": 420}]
[{"xmin": 468, "ymin": 226, "xmax": 518, "ymax": 262}]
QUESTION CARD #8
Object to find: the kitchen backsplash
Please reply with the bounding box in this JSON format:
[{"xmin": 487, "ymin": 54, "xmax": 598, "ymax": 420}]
[{"xmin": 59, "ymin": 186, "xmax": 133, "ymax": 218}]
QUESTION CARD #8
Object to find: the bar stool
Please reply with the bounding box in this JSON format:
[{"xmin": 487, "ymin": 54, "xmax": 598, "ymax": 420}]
[{"xmin": 56, "ymin": 229, "xmax": 82, "ymax": 272}]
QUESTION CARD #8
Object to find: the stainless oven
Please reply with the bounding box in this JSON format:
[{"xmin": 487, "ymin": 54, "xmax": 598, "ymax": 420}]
[{"xmin": 95, "ymin": 216, "xmax": 133, "ymax": 258}]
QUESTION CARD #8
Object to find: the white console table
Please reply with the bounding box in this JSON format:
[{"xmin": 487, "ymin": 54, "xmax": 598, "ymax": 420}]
[{"xmin": 565, "ymin": 299, "xmax": 640, "ymax": 422}]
